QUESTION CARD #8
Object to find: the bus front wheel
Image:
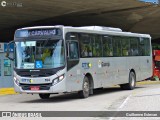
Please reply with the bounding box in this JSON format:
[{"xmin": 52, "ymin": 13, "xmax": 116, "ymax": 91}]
[
  {"xmin": 120, "ymin": 72, "xmax": 136, "ymax": 90},
  {"xmin": 39, "ymin": 93, "xmax": 50, "ymax": 99},
  {"xmin": 78, "ymin": 76, "xmax": 90, "ymax": 98}
]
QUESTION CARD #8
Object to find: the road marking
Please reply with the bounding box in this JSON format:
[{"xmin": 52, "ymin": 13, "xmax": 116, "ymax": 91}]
[
  {"xmin": 108, "ymin": 95, "xmax": 132, "ymax": 120},
  {"xmin": 119, "ymin": 95, "xmax": 131, "ymax": 109}
]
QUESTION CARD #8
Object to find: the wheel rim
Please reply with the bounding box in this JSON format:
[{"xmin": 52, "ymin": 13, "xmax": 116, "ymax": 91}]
[
  {"xmin": 84, "ymin": 81, "xmax": 89, "ymax": 93},
  {"xmin": 131, "ymin": 74, "xmax": 135, "ymax": 87}
]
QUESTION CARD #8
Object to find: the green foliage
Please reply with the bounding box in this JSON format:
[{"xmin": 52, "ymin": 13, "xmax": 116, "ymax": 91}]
[{"xmin": 152, "ymin": 43, "xmax": 160, "ymax": 50}]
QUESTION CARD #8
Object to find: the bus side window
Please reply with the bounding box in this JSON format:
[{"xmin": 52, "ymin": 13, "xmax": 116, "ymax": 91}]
[
  {"xmin": 80, "ymin": 33, "xmax": 92, "ymax": 57},
  {"xmin": 66, "ymin": 32, "xmax": 79, "ymax": 59},
  {"xmin": 130, "ymin": 37, "xmax": 139, "ymax": 56},
  {"xmin": 93, "ymin": 35, "xmax": 102, "ymax": 57},
  {"xmin": 112, "ymin": 36, "xmax": 122, "ymax": 57},
  {"xmin": 144, "ymin": 38, "xmax": 150, "ymax": 56},
  {"xmin": 68, "ymin": 41, "xmax": 79, "ymax": 60},
  {"xmin": 139, "ymin": 38, "xmax": 150, "ymax": 56},
  {"xmin": 121, "ymin": 37, "xmax": 129, "ymax": 56},
  {"xmin": 102, "ymin": 35, "xmax": 113, "ymax": 57}
]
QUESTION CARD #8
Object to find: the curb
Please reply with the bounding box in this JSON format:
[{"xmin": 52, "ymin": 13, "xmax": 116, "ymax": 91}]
[
  {"xmin": 0, "ymin": 88, "xmax": 17, "ymax": 96},
  {"xmin": 137, "ymin": 80, "xmax": 160, "ymax": 85}
]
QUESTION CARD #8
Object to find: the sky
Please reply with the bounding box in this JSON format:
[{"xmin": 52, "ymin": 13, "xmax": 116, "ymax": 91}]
[{"xmin": 139, "ymin": 0, "xmax": 159, "ymax": 4}]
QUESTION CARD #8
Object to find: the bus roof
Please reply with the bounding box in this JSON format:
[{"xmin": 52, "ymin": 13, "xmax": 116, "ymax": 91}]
[{"xmin": 18, "ymin": 25, "xmax": 151, "ymax": 38}]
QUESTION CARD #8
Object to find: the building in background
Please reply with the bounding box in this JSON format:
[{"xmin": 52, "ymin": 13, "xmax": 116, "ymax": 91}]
[{"xmin": 0, "ymin": 43, "xmax": 14, "ymax": 88}]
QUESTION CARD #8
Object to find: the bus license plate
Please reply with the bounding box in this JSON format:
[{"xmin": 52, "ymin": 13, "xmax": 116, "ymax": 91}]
[{"xmin": 30, "ymin": 86, "xmax": 40, "ymax": 91}]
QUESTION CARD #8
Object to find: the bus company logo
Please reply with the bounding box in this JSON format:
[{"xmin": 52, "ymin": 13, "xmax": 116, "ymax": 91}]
[
  {"xmin": 30, "ymin": 79, "xmax": 34, "ymax": 83},
  {"xmin": 21, "ymin": 79, "xmax": 34, "ymax": 83},
  {"xmin": 82, "ymin": 63, "xmax": 92, "ymax": 69}
]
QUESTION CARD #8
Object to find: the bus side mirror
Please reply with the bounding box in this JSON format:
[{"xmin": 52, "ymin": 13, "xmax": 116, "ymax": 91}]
[{"xmin": 5, "ymin": 41, "xmax": 14, "ymax": 61}]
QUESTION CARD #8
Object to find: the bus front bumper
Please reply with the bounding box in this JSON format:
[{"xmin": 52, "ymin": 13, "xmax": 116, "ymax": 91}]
[{"xmin": 13, "ymin": 80, "xmax": 66, "ymax": 94}]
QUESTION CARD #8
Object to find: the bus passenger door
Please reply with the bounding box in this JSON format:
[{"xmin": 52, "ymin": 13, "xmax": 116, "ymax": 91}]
[{"xmin": 66, "ymin": 40, "xmax": 80, "ymax": 91}]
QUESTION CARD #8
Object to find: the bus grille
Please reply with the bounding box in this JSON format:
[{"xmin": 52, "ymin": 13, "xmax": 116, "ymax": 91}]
[
  {"xmin": 17, "ymin": 72, "xmax": 53, "ymax": 77},
  {"xmin": 20, "ymin": 83, "xmax": 52, "ymax": 90}
]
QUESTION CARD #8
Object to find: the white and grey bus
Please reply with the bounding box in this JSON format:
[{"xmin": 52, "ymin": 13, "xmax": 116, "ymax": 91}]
[{"xmin": 6, "ymin": 26, "xmax": 152, "ymax": 99}]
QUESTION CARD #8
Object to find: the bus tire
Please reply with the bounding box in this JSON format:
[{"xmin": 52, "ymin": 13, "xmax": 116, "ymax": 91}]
[
  {"xmin": 39, "ymin": 93, "xmax": 50, "ymax": 99},
  {"xmin": 78, "ymin": 76, "xmax": 90, "ymax": 98},
  {"xmin": 120, "ymin": 72, "xmax": 136, "ymax": 90}
]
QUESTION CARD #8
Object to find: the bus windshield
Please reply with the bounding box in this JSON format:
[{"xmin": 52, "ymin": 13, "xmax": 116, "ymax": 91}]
[{"xmin": 15, "ymin": 39, "xmax": 65, "ymax": 69}]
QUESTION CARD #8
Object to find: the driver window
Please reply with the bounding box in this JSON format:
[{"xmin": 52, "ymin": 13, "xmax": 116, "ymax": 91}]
[{"xmin": 69, "ymin": 42, "xmax": 79, "ymax": 60}]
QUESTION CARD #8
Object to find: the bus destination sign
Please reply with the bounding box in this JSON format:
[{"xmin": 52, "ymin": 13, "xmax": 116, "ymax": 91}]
[
  {"xmin": 15, "ymin": 28, "xmax": 61, "ymax": 38},
  {"xmin": 28, "ymin": 29, "xmax": 59, "ymax": 37}
]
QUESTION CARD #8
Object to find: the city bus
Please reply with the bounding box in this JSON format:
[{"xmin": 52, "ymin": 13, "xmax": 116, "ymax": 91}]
[{"xmin": 6, "ymin": 25, "xmax": 152, "ymax": 99}]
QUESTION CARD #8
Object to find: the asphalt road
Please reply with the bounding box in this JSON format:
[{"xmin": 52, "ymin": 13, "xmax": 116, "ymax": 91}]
[{"xmin": 0, "ymin": 83, "xmax": 160, "ymax": 120}]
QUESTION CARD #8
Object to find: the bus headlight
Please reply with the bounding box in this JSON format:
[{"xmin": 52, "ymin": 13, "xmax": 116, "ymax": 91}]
[
  {"xmin": 52, "ymin": 74, "xmax": 64, "ymax": 85},
  {"xmin": 14, "ymin": 76, "xmax": 20, "ymax": 86}
]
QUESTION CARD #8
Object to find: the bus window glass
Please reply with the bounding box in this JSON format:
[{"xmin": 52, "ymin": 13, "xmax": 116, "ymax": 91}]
[
  {"xmin": 112, "ymin": 36, "xmax": 122, "ymax": 57},
  {"xmin": 139, "ymin": 38, "xmax": 150, "ymax": 56},
  {"xmin": 69, "ymin": 41, "xmax": 79, "ymax": 60},
  {"xmin": 15, "ymin": 40, "xmax": 65, "ymax": 69},
  {"xmin": 66, "ymin": 32, "xmax": 79, "ymax": 57},
  {"xmin": 144, "ymin": 38, "xmax": 150, "ymax": 56},
  {"xmin": 121, "ymin": 37, "xmax": 130, "ymax": 56},
  {"xmin": 102, "ymin": 36, "xmax": 113, "ymax": 57},
  {"xmin": 80, "ymin": 34, "xmax": 92, "ymax": 57},
  {"xmin": 93, "ymin": 35, "xmax": 102, "ymax": 57},
  {"xmin": 130, "ymin": 37, "xmax": 139, "ymax": 56},
  {"xmin": 139, "ymin": 38, "xmax": 144, "ymax": 56}
]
